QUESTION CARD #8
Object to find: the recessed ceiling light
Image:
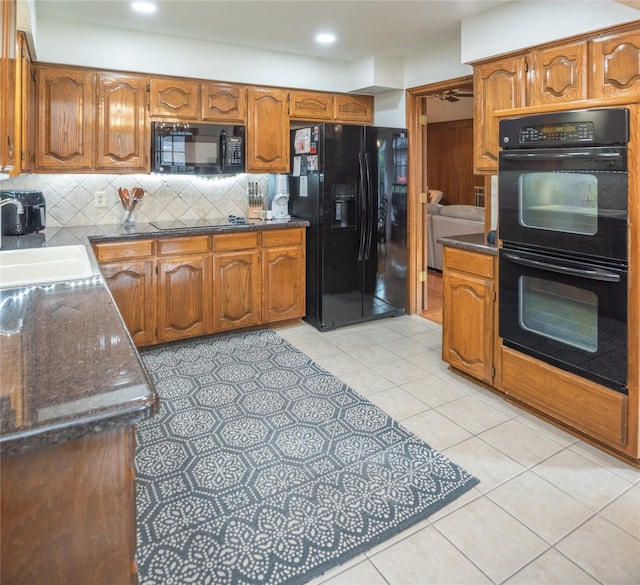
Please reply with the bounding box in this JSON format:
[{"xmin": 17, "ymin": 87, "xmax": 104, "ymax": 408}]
[
  {"xmin": 131, "ymin": 2, "xmax": 157, "ymax": 14},
  {"xmin": 316, "ymin": 33, "xmax": 336, "ymax": 45}
]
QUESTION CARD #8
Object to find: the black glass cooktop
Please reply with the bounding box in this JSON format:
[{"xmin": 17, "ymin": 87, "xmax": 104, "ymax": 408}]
[{"xmin": 150, "ymin": 217, "xmax": 249, "ymax": 231}]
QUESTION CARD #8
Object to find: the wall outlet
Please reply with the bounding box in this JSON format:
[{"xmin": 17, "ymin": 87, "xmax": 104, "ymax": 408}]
[{"xmin": 94, "ymin": 191, "xmax": 107, "ymax": 208}]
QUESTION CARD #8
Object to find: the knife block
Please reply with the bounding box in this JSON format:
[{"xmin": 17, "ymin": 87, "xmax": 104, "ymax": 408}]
[{"xmin": 248, "ymin": 205, "xmax": 262, "ymax": 219}]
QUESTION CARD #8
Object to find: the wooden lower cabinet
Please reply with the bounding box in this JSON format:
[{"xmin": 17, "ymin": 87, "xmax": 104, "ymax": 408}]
[
  {"xmin": 442, "ymin": 246, "xmax": 496, "ymax": 385},
  {"xmin": 100, "ymin": 260, "xmax": 156, "ymax": 346},
  {"xmin": 262, "ymin": 229, "xmax": 306, "ymax": 324},
  {"xmin": 93, "ymin": 239, "xmax": 156, "ymax": 346},
  {"xmin": 213, "ymin": 249, "xmax": 261, "ymax": 331},
  {"xmin": 157, "ymin": 253, "xmax": 212, "ymax": 342},
  {"xmin": 94, "ymin": 228, "xmax": 306, "ymax": 345},
  {"xmin": 1, "ymin": 426, "xmax": 138, "ymax": 585},
  {"xmin": 212, "ymin": 231, "xmax": 261, "ymax": 331}
]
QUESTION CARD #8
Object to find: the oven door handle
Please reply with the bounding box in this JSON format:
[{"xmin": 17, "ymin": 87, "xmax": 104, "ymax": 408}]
[
  {"xmin": 502, "ymin": 253, "xmax": 621, "ymax": 282},
  {"xmin": 501, "ymin": 151, "xmax": 622, "ymax": 160}
]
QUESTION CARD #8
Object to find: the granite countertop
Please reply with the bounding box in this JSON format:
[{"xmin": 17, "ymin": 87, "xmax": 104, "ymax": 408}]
[
  {"xmin": 0, "ymin": 277, "xmax": 157, "ymax": 455},
  {"xmin": 0, "ymin": 218, "xmax": 309, "ymax": 454},
  {"xmin": 0, "ymin": 217, "xmax": 311, "ymax": 250},
  {"xmin": 436, "ymin": 232, "xmax": 498, "ymax": 256}
]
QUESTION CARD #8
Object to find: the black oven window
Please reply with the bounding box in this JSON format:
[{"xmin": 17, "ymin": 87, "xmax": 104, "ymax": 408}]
[
  {"xmin": 519, "ymin": 172, "xmax": 598, "ymax": 236},
  {"xmin": 519, "ymin": 276, "xmax": 598, "ymax": 352}
]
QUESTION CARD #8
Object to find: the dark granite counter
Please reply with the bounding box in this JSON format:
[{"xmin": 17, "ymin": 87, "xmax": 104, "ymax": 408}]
[
  {"xmin": 0, "ymin": 277, "xmax": 157, "ymax": 455},
  {"xmin": 436, "ymin": 232, "xmax": 498, "ymax": 256},
  {"xmin": 0, "ymin": 217, "xmax": 310, "ymax": 250},
  {"xmin": 0, "ymin": 218, "xmax": 309, "ymax": 454}
]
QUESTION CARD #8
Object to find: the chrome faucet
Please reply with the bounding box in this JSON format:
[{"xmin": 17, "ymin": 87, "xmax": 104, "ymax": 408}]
[{"xmin": 0, "ymin": 199, "xmax": 25, "ymax": 249}]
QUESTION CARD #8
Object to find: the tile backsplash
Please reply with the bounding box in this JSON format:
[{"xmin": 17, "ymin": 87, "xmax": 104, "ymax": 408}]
[{"xmin": 0, "ymin": 173, "xmax": 269, "ymax": 227}]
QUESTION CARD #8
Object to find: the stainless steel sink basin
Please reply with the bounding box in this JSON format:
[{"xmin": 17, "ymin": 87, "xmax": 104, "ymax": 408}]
[{"xmin": 0, "ymin": 245, "xmax": 98, "ymax": 289}]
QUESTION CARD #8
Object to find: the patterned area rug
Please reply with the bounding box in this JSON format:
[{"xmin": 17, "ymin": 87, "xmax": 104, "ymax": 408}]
[{"xmin": 136, "ymin": 329, "xmax": 479, "ymax": 585}]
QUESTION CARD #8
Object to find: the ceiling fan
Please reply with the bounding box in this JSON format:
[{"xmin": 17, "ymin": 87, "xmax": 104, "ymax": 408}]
[{"xmin": 428, "ymin": 89, "xmax": 474, "ymax": 102}]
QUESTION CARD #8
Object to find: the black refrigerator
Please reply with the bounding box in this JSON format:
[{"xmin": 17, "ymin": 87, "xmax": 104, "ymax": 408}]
[{"xmin": 289, "ymin": 123, "xmax": 408, "ymax": 331}]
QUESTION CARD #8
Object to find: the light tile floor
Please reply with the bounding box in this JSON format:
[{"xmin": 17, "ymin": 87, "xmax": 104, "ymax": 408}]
[{"xmin": 277, "ymin": 315, "xmax": 640, "ymax": 585}]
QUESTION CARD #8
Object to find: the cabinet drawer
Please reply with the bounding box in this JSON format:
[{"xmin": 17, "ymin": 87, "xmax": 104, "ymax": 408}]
[
  {"xmin": 262, "ymin": 228, "xmax": 304, "ymax": 247},
  {"xmin": 444, "ymin": 247, "xmax": 494, "ymax": 278},
  {"xmin": 157, "ymin": 235, "xmax": 210, "ymax": 256},
  {"xmin": 93, "ymin": 239, "xmax": 154, "ymax": 262},
  {"xmin": 212, "ymin": 231, "xmax": 259, "ymax": 251}
]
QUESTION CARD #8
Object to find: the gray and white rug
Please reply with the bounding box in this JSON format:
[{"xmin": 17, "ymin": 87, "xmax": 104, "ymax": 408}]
[{"xmin": 136, "ymin": 329, "xmax": 479, "ymax": 585}]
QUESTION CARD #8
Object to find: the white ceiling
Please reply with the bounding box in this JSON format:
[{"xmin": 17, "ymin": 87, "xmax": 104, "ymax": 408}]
[{"xmin": 34, "ymin": 0, "xmax": 514, "ymax": 62}]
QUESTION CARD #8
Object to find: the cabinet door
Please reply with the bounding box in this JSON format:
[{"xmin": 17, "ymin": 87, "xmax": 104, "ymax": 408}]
[
  {"xmin": 442, "ymin": 271, "xmax": 494, "ymax": 384},
  {"xmin": 36, "ymin": 65, "xmax": 95, "ymax": 170},
  {"xmin": 201, "ymin": 82, "xmax": 247, "ymax": 123},
  {"xmin": 213, "ymin": 249, "xmax": 261, "ymax": 331},
  {"xmin": 96, "ymin": 73, "xmax": 148, "ymax": 172},
  {"xmin": 149, "ymin": 77, "xmax": 199, "ymax": 119},
  {"xmin": 262, "ymin": 244, "xmax": 305, "ymax": 323},
  {"xmin": 289, "ymin": 90, "xmax": 334, "ymax": 120},
  {"xmin": 101, "ymin": 260, "xmax": 156, "ymax": 347},
  {"xmin": 529, "ymin": 41, "xmax": 588, "ymax": 105},
  {"xmin": 18, "ymin": 32, "xmax": 35, "ymax": 174},
  {"xmin": 473, "ymin": 55, "xmax": 526, "ymax": 173},
  {"xmin": 0, "ymin": 0, "xmax": 16, "ymax": 174},
  {"xmin": 246, "ymin": 86, "xmax": 289, "ymax": 172},
  {"xmin": 157, "ymin": 255, "xmax": 212, "ymax": 342},
  {"xmin": 334, "ymin": 94, "xmax": 374, "ymax": 124},
  {"xmin": 590, "ymin": 28, "xmax": 640, "ymax": 99}
]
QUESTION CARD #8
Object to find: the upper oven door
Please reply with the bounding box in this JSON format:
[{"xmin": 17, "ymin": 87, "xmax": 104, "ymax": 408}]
[{"xmin": 498, "ymin": 146, "xmax": 628, "ymax": 262}]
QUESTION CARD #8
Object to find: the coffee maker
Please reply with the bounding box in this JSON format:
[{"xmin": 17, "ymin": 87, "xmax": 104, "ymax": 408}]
[{"xmin": 267, "ymin": 175, "xmax": 290, "ymax": 220}]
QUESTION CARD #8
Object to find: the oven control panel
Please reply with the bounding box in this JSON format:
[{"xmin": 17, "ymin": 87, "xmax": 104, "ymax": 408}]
[
  {"xmin": 500, "ymin": 108, "xmax": 629, "ymax": 148},
  {"xmin": 519, "ymin": 122, "xmax": 595, "ymax": 143}
]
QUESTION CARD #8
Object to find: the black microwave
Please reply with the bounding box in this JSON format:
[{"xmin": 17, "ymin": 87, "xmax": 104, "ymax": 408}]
[{"xmin": 152, "ymin": 122, "xmax": 245, "ymax": 175}]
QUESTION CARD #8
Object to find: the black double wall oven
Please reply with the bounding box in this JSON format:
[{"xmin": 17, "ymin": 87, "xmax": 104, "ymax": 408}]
[{"xmin": 498, "ymin": 108, "xmax": 629, "ymax": 394}]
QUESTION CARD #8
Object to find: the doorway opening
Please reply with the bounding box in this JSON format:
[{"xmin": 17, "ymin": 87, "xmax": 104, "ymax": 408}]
[{"xmin": 406, "ymin": 76, "xmax": 487, "ymax": 325}]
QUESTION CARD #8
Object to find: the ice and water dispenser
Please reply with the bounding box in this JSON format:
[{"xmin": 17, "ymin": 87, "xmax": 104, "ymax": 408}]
[{"xmin": 332, "ymin": 184, "xmax": 356, "ymax": 229}]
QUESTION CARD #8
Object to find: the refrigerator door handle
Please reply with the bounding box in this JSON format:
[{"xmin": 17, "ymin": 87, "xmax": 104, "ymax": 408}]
[
  {"xmin": 358, "ymin": 152, "xmax": 367, "ymax": 261},
  {"xmin": 363, "ymin": 152, "xmax": 374, "ymax": 260}
]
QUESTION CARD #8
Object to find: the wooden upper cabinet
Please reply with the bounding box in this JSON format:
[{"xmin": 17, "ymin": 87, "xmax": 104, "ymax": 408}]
[
  {"xmin": 1, "ymin": 0, "xmax": 16, "ymax": 174},
  {"xmin": 36, "ymin": 65, "xmax": 95, "ymax": 171},
  {"xmin": 149, "ymin": 77, "xmax": 200, "ymax": 119},
  {"xmin": 590, "ymin": 28, "xmax": 640, "ymax": 99},
  {"xmin": 201, "ymin": 82, "xmax": 247, "ymax": 123},
  {"xmin": 289, "ymin": 90, "xmax": 334, "ymax": 120},
  {"xmin": 96, "ymin": 72, "xmax": 148, "ymax": 172},
  {"xmin": 529, "ymin": 41, "xmax": 588, "ymax": 105},
  {"xmin": 247, "ymin": 86, "xmax": 290, "ymax": 173},
  {"xmin": 473, "ymin": 55, "xmax": 526, "ymax": 172},
  {"xmin": 18, "ymin": 32, "xmax": 35, "ymax": 174},
  {"xmin": 289, "ymin": 90, "xmax": 373, "ymax": 124},
  {"xmin": 334, "ymin": 94, "xmax": 374, "ymax": 124}
]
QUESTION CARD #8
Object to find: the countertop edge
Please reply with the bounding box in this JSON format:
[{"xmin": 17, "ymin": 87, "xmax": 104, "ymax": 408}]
[{"xmin": 437, "ymin": 232, "xmax": 498, "ymax": 256}]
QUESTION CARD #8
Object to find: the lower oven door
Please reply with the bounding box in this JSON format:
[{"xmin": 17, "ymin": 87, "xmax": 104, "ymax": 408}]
[{"xmin": 499, "ymin": 246, "xmax": 627, "ymax": 393}]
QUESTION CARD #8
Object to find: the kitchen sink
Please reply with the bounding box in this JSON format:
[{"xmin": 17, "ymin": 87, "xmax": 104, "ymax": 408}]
[{"xmin": 0, "ymin": 245, "xmax": 98, "ymax": 289}]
